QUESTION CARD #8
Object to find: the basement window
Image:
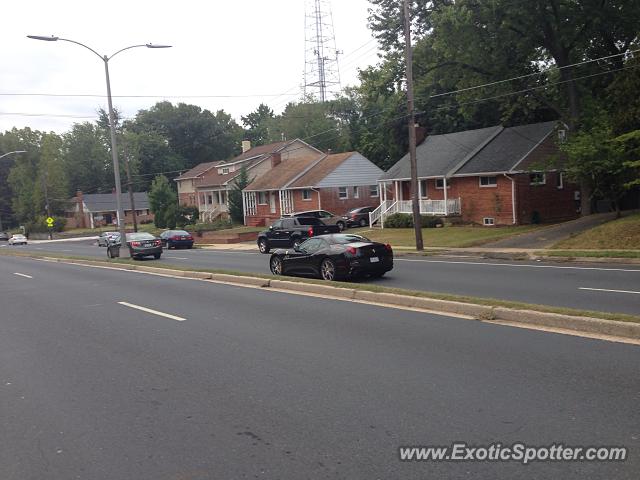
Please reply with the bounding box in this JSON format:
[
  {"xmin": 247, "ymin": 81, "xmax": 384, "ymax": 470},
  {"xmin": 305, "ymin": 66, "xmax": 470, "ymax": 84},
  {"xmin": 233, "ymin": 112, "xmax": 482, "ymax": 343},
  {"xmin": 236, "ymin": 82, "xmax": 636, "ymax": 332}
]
[{"xmin": 483, "ymin": 217, "xmax": 495, "ymax": 226}]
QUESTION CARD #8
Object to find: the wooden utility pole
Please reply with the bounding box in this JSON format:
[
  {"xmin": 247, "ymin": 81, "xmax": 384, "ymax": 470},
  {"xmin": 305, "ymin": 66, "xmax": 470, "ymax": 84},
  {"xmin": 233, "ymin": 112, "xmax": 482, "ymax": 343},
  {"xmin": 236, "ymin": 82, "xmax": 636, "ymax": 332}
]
[
  {"xmin": 123, "ymin": 140, "xmax": 138, "ymax": 232},
  {"xmin": 403, "ymin": 0, "xmax": 423, "ymax": 251}
]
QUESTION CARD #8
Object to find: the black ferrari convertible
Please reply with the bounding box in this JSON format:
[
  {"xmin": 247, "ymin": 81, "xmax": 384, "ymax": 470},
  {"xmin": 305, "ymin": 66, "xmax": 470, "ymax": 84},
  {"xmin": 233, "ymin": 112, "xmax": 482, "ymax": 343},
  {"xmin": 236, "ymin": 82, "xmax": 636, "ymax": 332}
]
[{"xmin": 268, "ymin": 234, "xmax": 393, "ymax": 281}]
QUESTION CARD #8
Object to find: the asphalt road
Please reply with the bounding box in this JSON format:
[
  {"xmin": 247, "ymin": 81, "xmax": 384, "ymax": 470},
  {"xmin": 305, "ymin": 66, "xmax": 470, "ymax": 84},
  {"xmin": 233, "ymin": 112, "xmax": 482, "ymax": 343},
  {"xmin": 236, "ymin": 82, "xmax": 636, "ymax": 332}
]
[
  {"xmin": 5, "ymin": 238, "xmax": 640, "ymax": 315},
  {"xmin": 0, "ymin": 254, "xmax": 638, "ymax": 479}
]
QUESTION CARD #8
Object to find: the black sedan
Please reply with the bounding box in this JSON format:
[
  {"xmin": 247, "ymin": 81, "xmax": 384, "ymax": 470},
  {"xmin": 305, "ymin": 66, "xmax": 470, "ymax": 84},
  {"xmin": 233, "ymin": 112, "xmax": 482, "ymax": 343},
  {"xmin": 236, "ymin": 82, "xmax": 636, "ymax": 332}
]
[
  {"xmin": 268, "ymin": 234, "xmax": 393, "ymax": 281},
  {"xmin": 126, "ymin": 232, "xmax": 163, "ymax": 259},
  {"xmin": 160, "ymin": 229, "xmax": 194, "ymax": 249}
]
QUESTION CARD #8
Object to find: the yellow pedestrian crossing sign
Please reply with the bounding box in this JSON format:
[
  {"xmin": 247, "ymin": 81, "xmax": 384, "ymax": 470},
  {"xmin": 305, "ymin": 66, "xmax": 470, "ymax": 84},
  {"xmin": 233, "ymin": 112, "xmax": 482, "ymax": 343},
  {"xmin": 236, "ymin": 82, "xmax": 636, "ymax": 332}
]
[{"xmin": 46, "ymin": 217, "xmax": 54, "ymax": 227}]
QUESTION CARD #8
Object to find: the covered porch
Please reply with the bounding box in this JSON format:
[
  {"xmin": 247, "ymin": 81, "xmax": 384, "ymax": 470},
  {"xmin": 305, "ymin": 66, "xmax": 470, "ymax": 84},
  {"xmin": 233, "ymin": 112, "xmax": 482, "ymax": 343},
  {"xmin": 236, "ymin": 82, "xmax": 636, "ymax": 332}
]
[
  {"xmin": 369, "ymin": 179, "xmax": 461, "ymax": 227},
  {"xmin": 197, "ymin": 188, "xmax": 229, "ymax": 222}
]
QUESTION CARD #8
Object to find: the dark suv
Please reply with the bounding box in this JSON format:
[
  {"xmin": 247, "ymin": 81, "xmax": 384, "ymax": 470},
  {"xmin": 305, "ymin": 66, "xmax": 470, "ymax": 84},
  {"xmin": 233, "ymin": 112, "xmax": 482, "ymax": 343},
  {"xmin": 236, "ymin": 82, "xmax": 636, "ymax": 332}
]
[{"xmin": 257, "ymin": 217, "xmax": 340, "ymax": 253}]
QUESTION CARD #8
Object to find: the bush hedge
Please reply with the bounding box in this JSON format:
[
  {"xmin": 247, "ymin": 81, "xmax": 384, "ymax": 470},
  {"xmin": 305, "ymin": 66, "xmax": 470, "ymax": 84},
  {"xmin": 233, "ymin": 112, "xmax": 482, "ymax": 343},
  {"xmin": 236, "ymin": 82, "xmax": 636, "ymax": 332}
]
[{"xmin": 383, "ymin": 213, "xmax": 444, "ymax": 228}]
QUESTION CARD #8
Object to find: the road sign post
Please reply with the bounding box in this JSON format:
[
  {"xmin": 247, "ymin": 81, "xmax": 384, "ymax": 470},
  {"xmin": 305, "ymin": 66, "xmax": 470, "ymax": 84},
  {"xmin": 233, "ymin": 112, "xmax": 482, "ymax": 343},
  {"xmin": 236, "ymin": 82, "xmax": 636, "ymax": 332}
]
[{"xmin": 46, "ymin": 216, "xmax": 54, "ymax": 240}]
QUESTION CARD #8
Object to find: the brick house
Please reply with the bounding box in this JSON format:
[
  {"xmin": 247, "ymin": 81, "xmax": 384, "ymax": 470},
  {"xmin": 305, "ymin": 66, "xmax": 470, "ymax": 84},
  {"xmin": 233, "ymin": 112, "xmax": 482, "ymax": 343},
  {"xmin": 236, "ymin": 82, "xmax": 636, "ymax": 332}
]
[
  {"xmin": 374, "ymin": 121, "xmax": 579, "ymax": 226},
  {"xmin": 65, "ymin": 191, "xmax": 154, "ymax": 229},
  {"xmin": 242, "ymin": 151, "xmax": 384, "ymax": 226},
  {"xmin": 175, "ymin": 139, "xmax": 321, "ymax": 222}
]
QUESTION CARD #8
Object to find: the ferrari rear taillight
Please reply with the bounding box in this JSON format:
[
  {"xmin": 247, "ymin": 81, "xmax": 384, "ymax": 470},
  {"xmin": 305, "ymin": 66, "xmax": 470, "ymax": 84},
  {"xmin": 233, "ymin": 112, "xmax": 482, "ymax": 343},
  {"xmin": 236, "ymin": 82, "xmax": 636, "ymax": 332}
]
[
  {"xmin": 385, "ymin": 243, "xmax": 392, "ymax": 252},
  {"xmin": 346, "ymin": 246, "xmax": 357, "ymax": 255}
]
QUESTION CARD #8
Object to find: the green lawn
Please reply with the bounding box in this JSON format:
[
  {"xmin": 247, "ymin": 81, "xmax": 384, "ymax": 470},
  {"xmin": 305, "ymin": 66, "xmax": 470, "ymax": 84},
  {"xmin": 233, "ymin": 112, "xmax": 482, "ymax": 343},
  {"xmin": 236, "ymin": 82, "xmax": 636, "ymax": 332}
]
[
  {"xmin": 552, "ymin": 212, "xmax": 640, "ymax": 250},
  {"xmin": 349, "ymin": 224, "xmax": 542, "ymax": 248}
]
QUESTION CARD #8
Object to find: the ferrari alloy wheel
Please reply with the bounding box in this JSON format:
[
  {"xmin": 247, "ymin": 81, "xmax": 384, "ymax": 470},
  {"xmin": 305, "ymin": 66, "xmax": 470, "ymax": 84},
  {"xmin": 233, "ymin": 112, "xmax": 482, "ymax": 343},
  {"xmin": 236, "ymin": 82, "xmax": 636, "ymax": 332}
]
[
  {"xmin": 320, "ymin": 258, "xmax": 336, "ymax": 281},
  {"xmin": 270, "ymin": 256, "xmax": 283, "ymax": 275}
]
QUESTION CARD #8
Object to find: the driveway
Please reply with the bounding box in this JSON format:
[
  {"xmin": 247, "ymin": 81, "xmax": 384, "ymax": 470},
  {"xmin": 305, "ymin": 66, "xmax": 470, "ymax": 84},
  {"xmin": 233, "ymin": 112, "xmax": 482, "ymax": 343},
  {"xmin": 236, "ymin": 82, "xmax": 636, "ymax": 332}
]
[{"xmin": 484, "ymin": 212, "xmax": 619, "ymax": 249}]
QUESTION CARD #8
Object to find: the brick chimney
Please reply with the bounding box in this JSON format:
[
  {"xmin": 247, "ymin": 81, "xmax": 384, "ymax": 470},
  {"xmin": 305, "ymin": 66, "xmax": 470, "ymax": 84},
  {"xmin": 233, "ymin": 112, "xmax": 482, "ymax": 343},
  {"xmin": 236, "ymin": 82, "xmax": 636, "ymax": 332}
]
[
  {"xmin": 271, "ymin": 152, "xmax": 282, "ymax": 168},
  {"xmin": 415, "ymin": 125, "xmax": 428, "ymax": 145},
  {"xmin": 242, "ymin": 140, "xmax": 251, "ymax": 153}
]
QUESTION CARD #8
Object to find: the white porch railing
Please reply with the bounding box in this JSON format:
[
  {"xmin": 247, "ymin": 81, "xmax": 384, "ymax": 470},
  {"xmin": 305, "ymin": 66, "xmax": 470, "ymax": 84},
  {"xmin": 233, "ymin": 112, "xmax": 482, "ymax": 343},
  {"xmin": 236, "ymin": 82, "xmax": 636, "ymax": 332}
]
[
  {"xmin": 369, "ymin": 198, "xmax": 461, "ymax": 228},
  {"xmin": 200, "ymin": 204, "xmax": 228, "ymax": 222}
]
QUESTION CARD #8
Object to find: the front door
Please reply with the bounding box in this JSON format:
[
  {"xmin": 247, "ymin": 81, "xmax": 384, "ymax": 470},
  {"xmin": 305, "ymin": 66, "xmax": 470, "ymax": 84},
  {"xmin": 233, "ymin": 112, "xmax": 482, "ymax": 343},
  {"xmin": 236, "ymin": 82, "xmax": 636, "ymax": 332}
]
[{"xmin": 270, "ymin": 191, "xmax": 277, "ymax": 214}]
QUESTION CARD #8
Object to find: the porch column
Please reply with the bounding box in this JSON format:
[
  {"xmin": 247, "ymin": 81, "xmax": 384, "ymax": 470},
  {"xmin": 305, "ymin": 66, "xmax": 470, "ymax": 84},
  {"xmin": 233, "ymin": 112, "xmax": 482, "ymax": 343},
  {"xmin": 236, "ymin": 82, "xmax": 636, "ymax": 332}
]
[
  {"xmin": 217, "ymin": 191, "xmax": 222, "ymax": 205},
  {"xmin": 394, "ymin": 181, "xmax": 399, "ymax": 201},
  {"xmin": 443, "ymin": 177, "xmax": 448, "ymax": 215}
]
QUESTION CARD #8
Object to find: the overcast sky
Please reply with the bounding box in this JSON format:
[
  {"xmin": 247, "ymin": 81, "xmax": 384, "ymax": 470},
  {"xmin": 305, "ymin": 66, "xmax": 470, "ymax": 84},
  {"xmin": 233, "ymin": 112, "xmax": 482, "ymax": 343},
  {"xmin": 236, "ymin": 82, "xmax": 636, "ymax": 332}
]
[{"xmin": 0, "ymin": 0, "xmax": 381, "ymax": 135}]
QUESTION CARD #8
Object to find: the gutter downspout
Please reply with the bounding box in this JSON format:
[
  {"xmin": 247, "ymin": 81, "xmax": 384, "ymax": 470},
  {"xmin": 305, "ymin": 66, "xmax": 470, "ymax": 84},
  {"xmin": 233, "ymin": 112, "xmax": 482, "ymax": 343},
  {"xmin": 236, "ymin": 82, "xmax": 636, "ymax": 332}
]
[
  {"xmin": 311, "ymin": 187, "xmax": 321, "ymax": 210},
  {"xmin": 504, "ymin": 173, "xmax": 517, "ymax": 224}
]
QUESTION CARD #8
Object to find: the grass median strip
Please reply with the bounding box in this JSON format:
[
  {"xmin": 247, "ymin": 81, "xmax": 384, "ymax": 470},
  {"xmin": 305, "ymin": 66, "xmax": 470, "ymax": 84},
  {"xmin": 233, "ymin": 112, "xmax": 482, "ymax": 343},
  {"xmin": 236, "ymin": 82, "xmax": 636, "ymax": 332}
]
[{"xmin": 2, "ymin": 248, "xmax": 639, "ymax": 327}]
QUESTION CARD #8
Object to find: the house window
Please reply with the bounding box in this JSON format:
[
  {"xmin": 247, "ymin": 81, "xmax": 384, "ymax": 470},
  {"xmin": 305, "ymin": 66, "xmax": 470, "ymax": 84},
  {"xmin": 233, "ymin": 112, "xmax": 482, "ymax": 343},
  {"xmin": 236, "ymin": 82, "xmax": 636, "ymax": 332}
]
[
  {"xmin": 530, "ymin": 172, "xmax": 546, "ymax": 185},
  {"xmin": 556, "ymin": 172, "xmax": 564, "ymax": 189},
  {"xmin": 435, "ymin": 178, "xmax": 449, "ymax": 189},
  {"xmin": 338, "ymin": 187, "xmax": 348, "ymax": 199},
  {"xmin": 352, "ymin": 186, "xmax": 359, "ymax": 198},
  {"xmin": 483, "ymin": 217, "xmax": 495, "ymax": 226},
  {"xmin": 369, "ymin": 185, "xmax": 379, "ymax": 197},
  {"xmin": 207, "ymin": 195, "xmax": 213, "ymax": 204},
  {"xmin": 302, "ymin": 189, "xmax": 312, "ymax": 200},
  {"xmin": 257, "ymin": 192, "xmax": 267, "ymax": 205},
  {"xmin": 222, "ymin": 167, "xmax": 229, "ymax": 175},
  {"xmin": 419, "ymin": 180, "xmax": 428, "ymax": 197},
  {"xmin": 479, "ymin": 176, "xmax": 498, "ymax": 187}
]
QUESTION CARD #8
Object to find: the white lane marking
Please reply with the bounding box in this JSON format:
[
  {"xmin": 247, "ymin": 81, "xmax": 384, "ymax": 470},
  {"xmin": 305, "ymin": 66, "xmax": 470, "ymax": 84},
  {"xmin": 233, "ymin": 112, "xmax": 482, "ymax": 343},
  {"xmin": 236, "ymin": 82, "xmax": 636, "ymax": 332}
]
[
  {"xmin": 395, "ymin": 258, "xmax": 640, "ymax": 273},
  {"xmin": 579, "ymin": 287, "xmax": 640, "ymax": 295},
  {"xmin": 117, "ymin": 301, "xmax": 186, "ymax": 321},
  {"xmin": 165, "ymin": 256, "xmax": 188, "ymax": 260},
  {"xmin": 13, "ymin": 272, "xmax": 33, "ymax": 279}
]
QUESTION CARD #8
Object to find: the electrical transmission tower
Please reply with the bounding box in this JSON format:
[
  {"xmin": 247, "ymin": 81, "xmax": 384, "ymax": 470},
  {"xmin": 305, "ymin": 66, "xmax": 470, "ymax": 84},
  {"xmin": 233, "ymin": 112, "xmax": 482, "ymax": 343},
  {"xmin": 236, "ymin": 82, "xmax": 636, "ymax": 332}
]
[{"xmin": 304, "ymin": 0, "xmax": 342, "ymax": 102}]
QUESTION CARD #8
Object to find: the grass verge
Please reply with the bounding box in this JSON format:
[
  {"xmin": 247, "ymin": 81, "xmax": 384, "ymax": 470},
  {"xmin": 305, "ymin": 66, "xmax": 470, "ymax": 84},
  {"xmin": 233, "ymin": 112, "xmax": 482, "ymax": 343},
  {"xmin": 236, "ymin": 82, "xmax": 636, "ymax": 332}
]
[
  {"xmin": 552, "ymin": 212, "xmax": 640, "ymax": 250},
  {"xmin": 540, "ymin": 250, "xmax": 640, "ymax": 259},
  {"xmin": 350, "ymin": 224, "xmax": 543, "ymax": 248},
  {"xmin": 2, "ymin": 248, "xmax": 639, "ymax": 325}
]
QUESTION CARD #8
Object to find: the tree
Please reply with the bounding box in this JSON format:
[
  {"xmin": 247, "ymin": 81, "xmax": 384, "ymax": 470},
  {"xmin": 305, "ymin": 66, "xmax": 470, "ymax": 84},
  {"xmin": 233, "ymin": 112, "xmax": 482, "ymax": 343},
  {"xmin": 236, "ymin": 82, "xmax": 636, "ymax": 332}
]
[
  {"xmin": 227, "ymin": 166, "xmax": 251, "ymax": 224},
  {"xmin": 241, "ymin": 103, "xmax": 274, "ymax": 146},
  {"xmin": 130, "ymin": 101, "xmax": 243, "ymax": 168},
  {"xmin": 63, "ymin": 122, "xmax": 111, "ymax": 194},
  {"xmin": 148, "ymin": 175, "xmax": 177, "ymax": 228},
  {"xmin": 562, "ymin": 116, "xmax": 635, "ymax": 216}
]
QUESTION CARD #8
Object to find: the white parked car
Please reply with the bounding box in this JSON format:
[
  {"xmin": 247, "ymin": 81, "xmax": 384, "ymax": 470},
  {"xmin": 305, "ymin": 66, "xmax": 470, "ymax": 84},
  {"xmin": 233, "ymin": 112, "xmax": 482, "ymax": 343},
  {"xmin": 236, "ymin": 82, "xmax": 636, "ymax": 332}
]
[{"xmin": 8, "ymin": 234, "xmax": 27, "ymax": 245}]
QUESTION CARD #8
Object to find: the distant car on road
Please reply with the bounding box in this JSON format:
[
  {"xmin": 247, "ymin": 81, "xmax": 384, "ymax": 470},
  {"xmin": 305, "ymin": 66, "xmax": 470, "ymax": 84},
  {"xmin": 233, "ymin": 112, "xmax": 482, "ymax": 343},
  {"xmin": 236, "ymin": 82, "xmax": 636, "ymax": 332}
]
[
  {"xmin": 257, "ymin": 217, "xmax": 340, "ymax": 254},
  {"xmin": 125, "ymin": 232, "xmax": 162, "ymax": 260},
  {"xmin": 97, "ymin": 231, "xmax": 120, "ymax": 247},
  {"xmin": 160, "ymin": 230, "xmax": 194, "ymax": 249},
  {"xmin": 8, "ymin": 234, "xmax": 27, "ymax": 245},
  {"xmin": 0, "ymin": 232, "xmax": 9, "ymax": 241},
  {"xmin": 269, "ymin": 233, "xmax": 393, "ymax": 281},
  {"xmin": 287, "ymin": 210, "xmax": 346, "ymax": 231},
  {"xmin": 342, "ymin": 206, "xmax": 376, "ymax": 228}
]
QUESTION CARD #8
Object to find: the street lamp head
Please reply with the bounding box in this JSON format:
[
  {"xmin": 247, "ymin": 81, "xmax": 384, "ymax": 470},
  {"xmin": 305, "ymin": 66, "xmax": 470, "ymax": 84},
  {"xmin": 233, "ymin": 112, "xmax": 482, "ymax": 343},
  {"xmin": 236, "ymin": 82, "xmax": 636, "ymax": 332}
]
[
  {"xmin": 27, "ymin": 35, "xmax": 59, "ymax": 41},
  {"xmin": 146, "ymin": 44, "xmax": 172, "ymax": 49}
]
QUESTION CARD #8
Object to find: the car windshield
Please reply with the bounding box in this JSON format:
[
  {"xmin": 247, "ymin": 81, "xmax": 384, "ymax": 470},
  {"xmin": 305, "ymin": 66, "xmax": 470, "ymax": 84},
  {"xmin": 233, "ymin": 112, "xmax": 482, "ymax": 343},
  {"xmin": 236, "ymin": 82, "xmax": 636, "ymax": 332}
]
[
  {"xmin": 330, "ymin": 234, "xmax": 371, "ymax": 244},
  {"xmin": 126, "ymin": 233, "xmax": 155, "ymax": 241}
]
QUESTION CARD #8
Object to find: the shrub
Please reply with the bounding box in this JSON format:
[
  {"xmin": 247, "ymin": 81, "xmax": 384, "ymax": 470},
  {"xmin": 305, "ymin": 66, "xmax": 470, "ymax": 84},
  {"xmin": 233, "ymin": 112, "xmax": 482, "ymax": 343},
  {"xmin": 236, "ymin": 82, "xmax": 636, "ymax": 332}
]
[
  {"xmin": 25, "ymin": 215, "xmax": 66, "ymax": 234},
  {"xmin": 383, "ymin": 213, "xmax": 444, "ymax": 228}
]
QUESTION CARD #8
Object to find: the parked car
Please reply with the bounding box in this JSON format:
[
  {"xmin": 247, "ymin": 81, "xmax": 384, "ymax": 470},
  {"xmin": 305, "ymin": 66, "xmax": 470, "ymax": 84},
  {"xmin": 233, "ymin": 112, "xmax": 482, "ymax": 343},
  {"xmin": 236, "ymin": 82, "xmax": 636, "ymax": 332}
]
[
  {"xmin": 268, "ymin": 233, "xmax": 393, "ymax": 281},
  {"xmin": 160, "ymin": 230, "xmax": 194, "ymax": 249},
  {"xmin": 343, "ymin": 206, "xmax": 376, "ymax": 228},
  {"xmin": 257, "ymin": 217, "xmax": 340, "ymax": 254},
  {"xmin": 8, "ymin": 234, "xmax": 27, "ymax": 245},
  {"xmin": 287, "ymin": 210, "xmax": 346, "ymax": 231},
  {"xmin": 97, "ymin": 231, "xmax": 120, "ymax": 247},
  {"xmin": 0, "ymin": 232, "xmax": 9, "ymax": 241},
  {"xmin": 125, "ymin": 232, "xmax": 162, "ymax": 259}
]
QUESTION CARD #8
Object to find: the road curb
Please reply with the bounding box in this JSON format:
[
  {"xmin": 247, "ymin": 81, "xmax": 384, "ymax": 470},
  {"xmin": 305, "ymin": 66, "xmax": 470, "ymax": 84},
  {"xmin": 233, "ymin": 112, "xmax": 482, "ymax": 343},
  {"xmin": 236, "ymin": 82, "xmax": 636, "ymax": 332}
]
[{"xmin": 9, "ymin": 253, "xmax": 640, "ymax": 341}]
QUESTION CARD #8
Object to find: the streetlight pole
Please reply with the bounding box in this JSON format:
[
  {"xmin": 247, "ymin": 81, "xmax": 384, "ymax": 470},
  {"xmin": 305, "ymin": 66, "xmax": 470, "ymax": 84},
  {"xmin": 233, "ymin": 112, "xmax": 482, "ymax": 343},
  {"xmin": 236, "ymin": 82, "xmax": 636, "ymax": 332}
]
[
  {"xmin": 27, "ymin": 36, "xmax": 171, "ymax": 244},
  {"xmin": 0, "ymin": 150, "xmax": 27, "ymax": 232}
]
